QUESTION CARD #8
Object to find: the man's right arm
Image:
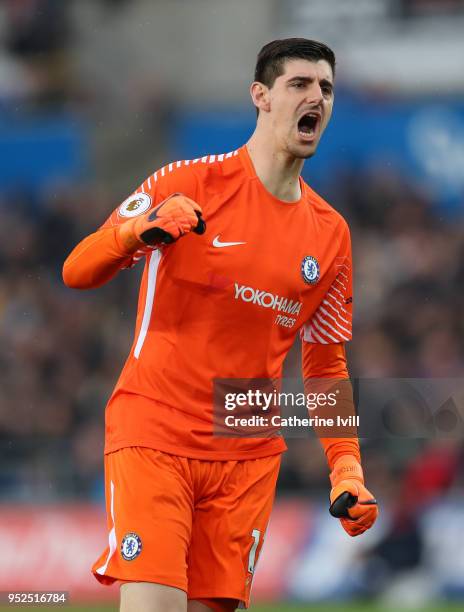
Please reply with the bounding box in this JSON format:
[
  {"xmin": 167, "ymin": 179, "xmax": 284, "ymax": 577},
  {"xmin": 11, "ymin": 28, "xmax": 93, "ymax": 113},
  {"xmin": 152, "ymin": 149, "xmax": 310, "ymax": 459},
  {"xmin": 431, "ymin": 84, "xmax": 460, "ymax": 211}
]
[
  {"xmin": 62, "ymin": 225, "xmax": 143, "ymax": 289},
  {"xmin": 62, "ymin": 169, "xmax": 204, "ymax": 290}
]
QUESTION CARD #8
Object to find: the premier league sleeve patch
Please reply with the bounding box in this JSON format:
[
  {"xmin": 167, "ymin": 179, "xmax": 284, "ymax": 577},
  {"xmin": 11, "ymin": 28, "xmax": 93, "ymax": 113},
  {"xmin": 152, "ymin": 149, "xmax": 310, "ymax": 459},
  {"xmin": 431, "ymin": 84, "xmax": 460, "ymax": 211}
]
[
  {"xmin": 121, "ymin": 532, "xmax": 143, "ymax": 561},
  {"xmin": 301, "ymin": 256, "xmax": 320, "ymax": 285},
  {"xmin": 118, "ymin": 193, "xmax": 152, "ymax": 218}
]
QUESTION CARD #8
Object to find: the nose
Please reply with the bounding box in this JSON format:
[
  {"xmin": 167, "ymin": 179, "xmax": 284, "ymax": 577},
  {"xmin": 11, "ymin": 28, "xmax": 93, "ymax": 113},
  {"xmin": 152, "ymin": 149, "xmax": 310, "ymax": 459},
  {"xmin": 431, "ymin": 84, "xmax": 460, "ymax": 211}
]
[{"xmin": 305, "ymin": 84, "xmax": 323, "ymax": 106}]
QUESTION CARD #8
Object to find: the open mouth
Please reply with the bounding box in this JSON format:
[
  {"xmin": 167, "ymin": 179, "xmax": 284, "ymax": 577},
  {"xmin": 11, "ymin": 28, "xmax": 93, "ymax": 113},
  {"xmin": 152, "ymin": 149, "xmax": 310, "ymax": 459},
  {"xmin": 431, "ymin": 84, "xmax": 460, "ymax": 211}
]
[{"xmin": 297, "ymin": 113, "xmax": 320, "ymax": 140}]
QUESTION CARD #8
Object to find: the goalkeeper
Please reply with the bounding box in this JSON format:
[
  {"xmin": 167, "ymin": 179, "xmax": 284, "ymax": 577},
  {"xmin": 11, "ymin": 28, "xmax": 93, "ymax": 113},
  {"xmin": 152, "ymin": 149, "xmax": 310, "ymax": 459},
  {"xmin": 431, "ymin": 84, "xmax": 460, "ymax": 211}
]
[{"xmin": 63, "ymin": 38, "xmax": 377, "ymax": 612}]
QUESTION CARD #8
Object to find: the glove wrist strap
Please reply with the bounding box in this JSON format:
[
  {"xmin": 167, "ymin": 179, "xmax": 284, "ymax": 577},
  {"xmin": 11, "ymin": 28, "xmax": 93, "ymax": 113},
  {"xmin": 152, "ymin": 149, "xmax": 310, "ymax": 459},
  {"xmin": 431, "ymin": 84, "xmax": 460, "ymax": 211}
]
[
  {"xmin": 117, "ymin": 220, "xmax": 145, "ymax": 253},
  {"xmin": 330, "ymin": 454, "xmax": 364, "ymax": 487}
]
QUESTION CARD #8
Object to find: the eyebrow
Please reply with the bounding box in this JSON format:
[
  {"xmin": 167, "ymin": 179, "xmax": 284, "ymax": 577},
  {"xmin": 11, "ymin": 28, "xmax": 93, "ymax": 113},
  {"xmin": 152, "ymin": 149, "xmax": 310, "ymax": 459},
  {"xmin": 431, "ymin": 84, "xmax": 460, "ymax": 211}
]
[{"xmin": 286, "ymin": 75, "xmax": 334, "ymax": 89}]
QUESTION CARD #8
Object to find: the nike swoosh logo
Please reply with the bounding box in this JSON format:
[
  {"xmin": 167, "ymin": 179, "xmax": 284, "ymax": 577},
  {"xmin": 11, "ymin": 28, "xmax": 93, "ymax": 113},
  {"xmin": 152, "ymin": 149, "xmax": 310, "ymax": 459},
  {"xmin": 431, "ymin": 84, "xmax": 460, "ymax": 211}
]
[{"xmin": 212, "ymin": 235, "xmax": 246, "ymax": 248}]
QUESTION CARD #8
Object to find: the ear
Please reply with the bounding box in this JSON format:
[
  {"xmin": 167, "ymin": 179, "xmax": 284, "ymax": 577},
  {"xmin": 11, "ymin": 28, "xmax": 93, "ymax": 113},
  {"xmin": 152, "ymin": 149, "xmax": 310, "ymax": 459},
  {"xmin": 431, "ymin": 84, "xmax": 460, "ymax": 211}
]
[{"xmin": 250, "ymin": 81, "xmax": 271, "ymax": 113}]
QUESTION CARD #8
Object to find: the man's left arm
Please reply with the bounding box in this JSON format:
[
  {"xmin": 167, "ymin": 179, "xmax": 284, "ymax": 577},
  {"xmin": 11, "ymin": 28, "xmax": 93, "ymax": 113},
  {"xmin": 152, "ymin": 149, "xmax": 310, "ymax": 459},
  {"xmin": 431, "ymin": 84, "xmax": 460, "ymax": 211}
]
[
  {"xmin": 301, "ymin": 220, "xmax": 378, "ymax": 536},
  {"xmin": 302, "ymin": 341, "xmax": 378, "ymax": 536}
]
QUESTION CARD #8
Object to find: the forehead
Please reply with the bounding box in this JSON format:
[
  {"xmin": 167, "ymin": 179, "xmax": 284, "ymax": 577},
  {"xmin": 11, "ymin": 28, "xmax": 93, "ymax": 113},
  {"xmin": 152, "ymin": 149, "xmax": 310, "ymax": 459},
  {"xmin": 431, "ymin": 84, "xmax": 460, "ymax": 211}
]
[{"xmin": 278, "ymin": 58, "xmax": 333, "ymax": 82}]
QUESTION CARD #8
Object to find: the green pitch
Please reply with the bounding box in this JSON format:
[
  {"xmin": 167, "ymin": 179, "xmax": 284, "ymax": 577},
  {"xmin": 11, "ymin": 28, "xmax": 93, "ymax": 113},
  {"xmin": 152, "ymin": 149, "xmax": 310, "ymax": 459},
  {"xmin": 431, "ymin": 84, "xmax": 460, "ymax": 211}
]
[{"xmin": 1, "ymin": 603, "xmax": 462, "ymax": 612}]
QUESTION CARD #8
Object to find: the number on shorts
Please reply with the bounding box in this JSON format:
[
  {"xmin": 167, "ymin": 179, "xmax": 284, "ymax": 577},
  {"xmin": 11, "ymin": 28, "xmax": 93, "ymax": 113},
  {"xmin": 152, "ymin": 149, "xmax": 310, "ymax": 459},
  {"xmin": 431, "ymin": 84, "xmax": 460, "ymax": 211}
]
[{"xmin": 248, "ymin": 529, "xmax": 261, "ymax": 574}]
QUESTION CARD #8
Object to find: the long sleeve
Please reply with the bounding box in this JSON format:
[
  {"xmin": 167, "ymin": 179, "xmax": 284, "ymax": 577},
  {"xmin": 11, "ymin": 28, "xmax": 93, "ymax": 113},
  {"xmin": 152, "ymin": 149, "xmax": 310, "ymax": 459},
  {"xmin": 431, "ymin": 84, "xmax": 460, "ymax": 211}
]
[
  {"xmin": 300, "ymin": 218, "xmax": 359, "ymax": 469},
  {"xmin": 63, "ymin": 177, "xmax": 156, "ymax": 290},
  {"xmin": 302, "ymin": 340, "xmax": 360, "ymax": 470},
  {"xmin": 63, "ymin": 159, "xmax": 201, "ymax": 291},
  {"xmin": 62, "ymin": 226, "xmax": 137, "ymax": 289}
]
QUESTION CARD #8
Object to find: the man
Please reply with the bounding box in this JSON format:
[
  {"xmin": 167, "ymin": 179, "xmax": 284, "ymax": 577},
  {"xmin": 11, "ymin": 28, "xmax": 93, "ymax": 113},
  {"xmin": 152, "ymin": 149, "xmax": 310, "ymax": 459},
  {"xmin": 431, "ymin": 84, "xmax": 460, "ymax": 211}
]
[{"xmin": 63, "ymin": 39, "xmax": 378, "ymax": 612}]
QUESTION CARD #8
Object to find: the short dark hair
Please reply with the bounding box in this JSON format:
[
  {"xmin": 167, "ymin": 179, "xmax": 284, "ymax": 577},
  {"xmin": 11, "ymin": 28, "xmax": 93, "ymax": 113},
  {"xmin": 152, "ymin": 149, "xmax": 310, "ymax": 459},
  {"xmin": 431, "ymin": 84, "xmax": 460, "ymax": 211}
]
[{"xmin": 254, "ymin": 38, "xmax": 336, "ymax": 88}]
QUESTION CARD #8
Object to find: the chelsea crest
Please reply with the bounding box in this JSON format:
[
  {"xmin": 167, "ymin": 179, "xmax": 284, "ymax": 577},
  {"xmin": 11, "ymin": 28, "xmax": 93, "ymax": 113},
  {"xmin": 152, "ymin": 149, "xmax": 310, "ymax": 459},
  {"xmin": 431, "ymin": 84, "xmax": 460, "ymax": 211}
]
[
  {"xmin": 121, "ymin": 532, "xmax": 143, "ymax": 561},
  {"xmin": 301, "ymin": 256, "xmax": 320, "ymax": 285}
]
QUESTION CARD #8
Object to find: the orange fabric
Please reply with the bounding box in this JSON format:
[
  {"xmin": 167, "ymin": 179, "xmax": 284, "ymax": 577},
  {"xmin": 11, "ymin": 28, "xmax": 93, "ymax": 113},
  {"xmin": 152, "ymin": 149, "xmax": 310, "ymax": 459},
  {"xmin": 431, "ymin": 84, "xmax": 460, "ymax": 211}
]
[
  {"xmin": 302, "ymin": 341, "xmax": 349, "ymax": 379},
  {"xmin": 62, "ymin": 226, "xmax": 133, "ymax": 289},
  {"xmin": 105, "ymin": 392, "xmax": 283, "ymax": 461},
  {"xmin": 64, "ymin": 145, "xmax": 353, "ymax": 460},
  {"xmin": 302, "ymin": 342, "xmax": 360, "ymax": 470},
  {"xmin": 92, "ymin": 447, "xmax": 280, "ymax": 607},
  {"xmin": 192, "ymin": 598, "xmax": 239, "ymax": 612}
]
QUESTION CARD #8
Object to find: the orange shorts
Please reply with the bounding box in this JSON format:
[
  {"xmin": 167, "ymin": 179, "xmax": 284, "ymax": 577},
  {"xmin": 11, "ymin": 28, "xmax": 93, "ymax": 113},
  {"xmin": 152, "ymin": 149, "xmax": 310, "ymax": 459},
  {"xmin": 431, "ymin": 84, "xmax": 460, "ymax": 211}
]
[{"xmin": 92, "ymin": 447, "xmax": 281, "ymax": 607}]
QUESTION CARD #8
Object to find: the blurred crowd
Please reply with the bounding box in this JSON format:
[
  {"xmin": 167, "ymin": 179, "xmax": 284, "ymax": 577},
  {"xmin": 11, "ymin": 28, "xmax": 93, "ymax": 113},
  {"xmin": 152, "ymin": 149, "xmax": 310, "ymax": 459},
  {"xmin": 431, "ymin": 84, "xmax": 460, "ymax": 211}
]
[
  {"xmin": 0, "ymin": 0, "xmax": 463, "ymax": 516},
  {"xmin": 0, "ymin": 184, "xmax": 138, "ymax": 500},
  {"xmin": 1, "ymin": 0, "xmax": 464, "ymax": 606},
  {"xmin": 0, "ymin": 0, "xmax": 74, "ymax": 111},
  {"xmin": 1, "ymin": 163, "xmax": 463, "ymax": 504}
]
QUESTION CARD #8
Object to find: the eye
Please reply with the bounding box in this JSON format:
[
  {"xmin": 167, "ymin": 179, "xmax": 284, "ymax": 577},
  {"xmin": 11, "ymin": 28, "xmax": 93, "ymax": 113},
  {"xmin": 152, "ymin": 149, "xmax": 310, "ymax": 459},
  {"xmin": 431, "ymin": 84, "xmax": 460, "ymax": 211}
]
[
  {"xmin": 322, "ymin": 85, "xmax": 333, "ymax": 96},
  {"xmin": 292, "ymin": 82, "xmax": 305, "ymax": 89}
]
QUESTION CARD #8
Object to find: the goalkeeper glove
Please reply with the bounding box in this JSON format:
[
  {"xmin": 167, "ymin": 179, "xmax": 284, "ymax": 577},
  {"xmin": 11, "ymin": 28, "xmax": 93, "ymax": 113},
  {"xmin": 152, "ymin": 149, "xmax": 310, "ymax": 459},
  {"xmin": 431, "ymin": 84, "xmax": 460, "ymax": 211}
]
[
  {"xmin": 329, "ymin": 454, "xmax": 378, "ymax": 537},
  {"xmin": 118, "ymin": 193, "xmax": 206, "ymax": 252}
]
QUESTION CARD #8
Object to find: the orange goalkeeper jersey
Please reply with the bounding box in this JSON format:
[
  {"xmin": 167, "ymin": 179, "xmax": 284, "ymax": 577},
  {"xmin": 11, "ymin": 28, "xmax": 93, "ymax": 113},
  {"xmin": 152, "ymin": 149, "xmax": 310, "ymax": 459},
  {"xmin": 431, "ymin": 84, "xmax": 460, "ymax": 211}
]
[{"xmin": 67, "ymin": 146, "xmax": 353, "ymax": 460}]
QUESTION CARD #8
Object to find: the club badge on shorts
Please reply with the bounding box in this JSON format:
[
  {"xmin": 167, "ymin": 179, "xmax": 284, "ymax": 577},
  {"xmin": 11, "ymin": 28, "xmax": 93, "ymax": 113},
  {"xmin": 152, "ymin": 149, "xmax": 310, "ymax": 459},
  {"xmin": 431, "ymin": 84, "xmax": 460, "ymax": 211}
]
[
  {"xmin": 301, "ymin": 256, "xmax": 320, "ymax": 285},
  {"xmin": 118, "ymin": 193, "xmax": 151, "ymax": 218},
  {"xmin": 121, "ymin": 532, "xmax": 143, "ymax": 561}
]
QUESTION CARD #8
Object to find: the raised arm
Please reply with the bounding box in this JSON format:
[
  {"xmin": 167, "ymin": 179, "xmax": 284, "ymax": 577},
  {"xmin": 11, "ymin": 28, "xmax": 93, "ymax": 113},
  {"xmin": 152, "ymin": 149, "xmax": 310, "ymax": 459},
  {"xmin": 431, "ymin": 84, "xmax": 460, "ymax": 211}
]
[
  {"xmin": 63, "ymin": 164, "xmax": 204, "ymax": 290},
  {"xmin": 62, "ymin": 225, "xmax": 137, "ymax": 289}
]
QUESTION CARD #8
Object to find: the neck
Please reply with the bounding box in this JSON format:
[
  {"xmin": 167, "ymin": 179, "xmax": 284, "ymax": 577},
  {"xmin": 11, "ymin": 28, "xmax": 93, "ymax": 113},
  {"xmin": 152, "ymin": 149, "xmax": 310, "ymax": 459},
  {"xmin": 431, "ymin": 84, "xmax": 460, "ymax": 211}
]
[{"xmin": 246, "ymin": 129, "xmax": 304, "ymax": 202}]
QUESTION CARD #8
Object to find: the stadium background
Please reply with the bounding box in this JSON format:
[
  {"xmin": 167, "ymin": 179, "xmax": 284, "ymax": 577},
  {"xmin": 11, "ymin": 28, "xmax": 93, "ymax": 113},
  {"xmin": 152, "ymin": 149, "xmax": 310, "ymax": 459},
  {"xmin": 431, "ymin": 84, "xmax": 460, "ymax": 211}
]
[{"xmin": 1, "ymin": 0, "xmax": 464, "ymax": 610}]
